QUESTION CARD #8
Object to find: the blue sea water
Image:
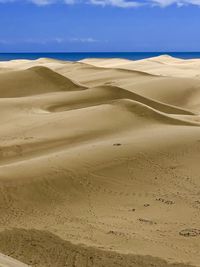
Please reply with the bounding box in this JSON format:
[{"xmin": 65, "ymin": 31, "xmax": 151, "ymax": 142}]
[{"xmin": 1, "ymin": 52, "xmax": 200, "ymax": 61}]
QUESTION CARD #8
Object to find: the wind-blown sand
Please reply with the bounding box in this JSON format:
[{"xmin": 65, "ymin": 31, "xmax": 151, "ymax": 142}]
[{"xmin": 0, "ymin": 55, "xmax": 200, "ymax": 267}]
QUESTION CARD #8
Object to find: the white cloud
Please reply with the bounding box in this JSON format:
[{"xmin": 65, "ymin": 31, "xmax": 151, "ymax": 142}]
[
  {"xmin": 0, "ymin": 0, "xmax": 55, "ymax": 4},
  {"xmin": 150, "ymin": 0, "xmax": 200, "ymax": 7},
  {"xmin": 0, "ymin": 37, "xmax": 100, "ymax": 45},
  {"xmin": 96, "ymin": 0, "xmax": 200, "ymax": 7},
  {"xmin": 70, "ymin": 37, "xmax": 98, "ymax": 42},
  {"xmin": 89, "ymin": 0, "xmax": 143, "ymax": 8},
  {"xmin": 64, "ymin": 0, "xmax": 76, "ymax": 4},
  {"xmin": 1, "ymin": 0, "xmax": 200, "ymax": 7},
  {"xmin": 29, "ymin": 0, "xmax": 54, "ymax": 5}
]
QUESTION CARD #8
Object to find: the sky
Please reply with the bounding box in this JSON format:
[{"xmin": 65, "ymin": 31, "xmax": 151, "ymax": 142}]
[{"xmin": 0, "ymin": 0, "xmax": 200, "ymax": 52}]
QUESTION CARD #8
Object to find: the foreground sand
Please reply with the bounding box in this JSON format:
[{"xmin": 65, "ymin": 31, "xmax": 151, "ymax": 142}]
[{"xmin": 0, "ymin": 55, "xmax": 200, "ymax": 267}]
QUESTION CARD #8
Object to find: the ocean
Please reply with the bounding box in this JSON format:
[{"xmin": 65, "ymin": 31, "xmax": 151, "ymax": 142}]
[{"xmin": 1, "ymin": 52, "xmax": 200, "ymax": 61}]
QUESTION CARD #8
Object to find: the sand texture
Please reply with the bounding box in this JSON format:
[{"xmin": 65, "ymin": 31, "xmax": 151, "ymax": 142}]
[{"xmin": 0, "ymin": 55, "xmax": 200, "ymax": 267}]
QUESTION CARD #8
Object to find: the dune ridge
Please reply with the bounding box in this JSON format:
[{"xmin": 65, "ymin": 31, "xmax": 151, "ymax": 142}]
[
  {"xmin": 0, "ymin": 56, "xmax": 200, "ymax": 267},
  {"xmin": 0, "ymin": 66, "xmax": 85, "ymax": 98}
]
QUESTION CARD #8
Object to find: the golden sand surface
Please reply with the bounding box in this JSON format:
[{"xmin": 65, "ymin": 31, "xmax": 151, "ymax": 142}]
[{"xmin": 0, "ymin": 55, "xmax": 200, "ymax": 267}]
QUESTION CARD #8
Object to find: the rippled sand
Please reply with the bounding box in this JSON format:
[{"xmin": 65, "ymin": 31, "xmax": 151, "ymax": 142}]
[{"xmin": 0, "ymin": 55, "xmax": 200, "ymax": 267}]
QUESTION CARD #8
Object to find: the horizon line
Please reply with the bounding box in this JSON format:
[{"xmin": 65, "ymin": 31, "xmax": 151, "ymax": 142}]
[{"xmin": 1, "ymin": 51, "xmax": 200, "ymax": 54}]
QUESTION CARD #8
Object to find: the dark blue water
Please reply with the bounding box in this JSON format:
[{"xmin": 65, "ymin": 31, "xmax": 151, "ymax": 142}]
[{"xmin": 1, "ymin": 52, "xmax": 200, "ymax": 61}]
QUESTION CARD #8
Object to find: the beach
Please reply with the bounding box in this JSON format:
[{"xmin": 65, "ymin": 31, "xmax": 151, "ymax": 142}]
[{"xmin": 0, "ymin": 55, "xmax": 200, "ymax": 267}]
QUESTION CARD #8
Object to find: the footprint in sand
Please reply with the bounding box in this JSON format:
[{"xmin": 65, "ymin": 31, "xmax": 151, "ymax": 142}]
[
  {"xmin": 138, "ymin": 218, "xmax": 156, "ymax": 225},
  {"xmin": 156, "ymin": 198, "xmax": 175, "ymax": 205},
  {"xmin": 113, "ymin": 143, "xmax": 122, "ymax": 146},
  {"xmin": 129, "ymin": 208, "xmax": 136, "ymax": 212},
  {"xmin": 179, "ymin": 229, "xmax": 200, "ymax": 237}
]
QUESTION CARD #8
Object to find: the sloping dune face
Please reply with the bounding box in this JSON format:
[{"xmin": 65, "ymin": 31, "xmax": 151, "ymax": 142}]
[
  {"xmin": 0, "ymin": 66, "xmax": 85, "ymax": 97},
  {"xmin": 0, "ymin": 56, "xmax": 200, "ymax": 267}
]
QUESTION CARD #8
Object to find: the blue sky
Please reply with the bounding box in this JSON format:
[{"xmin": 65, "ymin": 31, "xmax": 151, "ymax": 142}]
[{"xmin": 0, "ymin": 0, "xmax": 200, "ymax": 52}]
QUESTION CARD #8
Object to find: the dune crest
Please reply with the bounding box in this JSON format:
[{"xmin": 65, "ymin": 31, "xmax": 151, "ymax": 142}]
[
  {"xmin": 0, "ymin": 56, "xmax": 200, "ymax": 267},
  {"xmin": 0, "ymin": 66, "xmax": 85, "ymax": 98},
  {"xmin": 81, "ymin": 56, "xmax": 200, "ymax": 78}
]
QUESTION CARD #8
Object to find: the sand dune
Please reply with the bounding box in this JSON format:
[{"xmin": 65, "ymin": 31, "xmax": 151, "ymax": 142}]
[
  {"xmin": 0, "ymin": 66, "xmax": 85, "ymax": 97},
  {"xmin": 81, "ymin": 55, "xmax": 200, "ymax": 78},
  {"xmin": 0, "ymin": 56, "xmax": 200, "ymax": 267}
]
